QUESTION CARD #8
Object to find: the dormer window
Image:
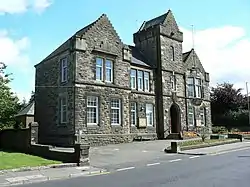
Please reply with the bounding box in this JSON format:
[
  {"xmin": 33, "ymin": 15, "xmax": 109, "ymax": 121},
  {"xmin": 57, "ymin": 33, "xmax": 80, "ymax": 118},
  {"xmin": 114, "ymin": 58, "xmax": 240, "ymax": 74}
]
[{"xmin": 170, "ymin": 46, "xmax": 175, "ymax": 61}]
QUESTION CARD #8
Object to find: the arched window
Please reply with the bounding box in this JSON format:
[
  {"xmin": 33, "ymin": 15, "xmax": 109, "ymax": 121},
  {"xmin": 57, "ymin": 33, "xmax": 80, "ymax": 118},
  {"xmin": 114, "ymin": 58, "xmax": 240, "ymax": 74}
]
[{"xmin": 170, "ymin": 46, "xmax": 175, "ymax": 61}]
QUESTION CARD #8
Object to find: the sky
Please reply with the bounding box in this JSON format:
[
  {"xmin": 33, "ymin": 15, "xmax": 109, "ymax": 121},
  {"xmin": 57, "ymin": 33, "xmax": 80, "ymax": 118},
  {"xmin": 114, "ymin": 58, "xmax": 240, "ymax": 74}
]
[{"xmin": 0, "ymin": 0, "xmax": 250, "ymax": 101}]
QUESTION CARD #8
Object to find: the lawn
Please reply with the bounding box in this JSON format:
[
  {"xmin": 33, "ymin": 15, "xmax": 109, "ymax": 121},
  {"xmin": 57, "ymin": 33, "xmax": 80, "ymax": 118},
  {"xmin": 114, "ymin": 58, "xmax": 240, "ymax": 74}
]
[{"xmin": 0, "ymin": 151, "xmax": 61, "ymax": 170}]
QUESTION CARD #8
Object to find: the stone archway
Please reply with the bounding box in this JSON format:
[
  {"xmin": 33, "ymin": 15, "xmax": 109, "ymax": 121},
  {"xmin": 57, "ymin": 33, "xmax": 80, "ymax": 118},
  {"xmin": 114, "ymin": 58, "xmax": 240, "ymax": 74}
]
[{"xmin": 170, "ymin": 104, "xmax": 181, "ymax": 133}]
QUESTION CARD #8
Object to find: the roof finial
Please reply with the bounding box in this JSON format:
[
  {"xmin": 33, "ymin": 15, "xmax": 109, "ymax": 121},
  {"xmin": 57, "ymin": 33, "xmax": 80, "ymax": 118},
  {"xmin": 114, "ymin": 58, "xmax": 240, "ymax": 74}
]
[
  {"xmin": 191, "ymin": 24, "xmax": 195, "ymax": 50},
  {"xmin": 191, "ymin": 24, "xmax": 196, "ymax": 68}
]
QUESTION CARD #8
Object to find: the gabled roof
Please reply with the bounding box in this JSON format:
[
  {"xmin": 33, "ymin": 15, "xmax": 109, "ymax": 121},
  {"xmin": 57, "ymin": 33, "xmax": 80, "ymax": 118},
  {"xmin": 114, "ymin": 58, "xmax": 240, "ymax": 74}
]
[
  {"xmin": 182, "ymin": 49, "xmax": 193, "ymax": 62},
  {"xmin": 35, "ymin": 14, "xmax": 123, "ymax": 67},
  {"xmin": 139, "ymin": 11, "xmax": 170, "ymax": 31},
  {"xmin": 129, "ymin": 46, "xmax": 151, "ymax": 68},
  {"xmin": 15, "ymin": 101, "xmax": 34, "ymax": 117}
]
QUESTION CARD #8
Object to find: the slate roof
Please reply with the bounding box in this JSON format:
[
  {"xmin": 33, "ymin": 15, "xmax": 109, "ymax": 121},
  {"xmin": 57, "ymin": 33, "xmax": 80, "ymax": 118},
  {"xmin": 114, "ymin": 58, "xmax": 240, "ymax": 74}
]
[
  {"xmin": 129, "ymin": 46, "xmax": 151, "ymax": 67},
  {"xmin": 15, "ymin": 101, "xmax": 34, "ymax": 117},
  {"xmin": 182, "ymin": 49, "xmax": 193, "ymax": 62},
  {"xmin": 139, "ymin": 10, "xmax": 170, "ymax": 31}
]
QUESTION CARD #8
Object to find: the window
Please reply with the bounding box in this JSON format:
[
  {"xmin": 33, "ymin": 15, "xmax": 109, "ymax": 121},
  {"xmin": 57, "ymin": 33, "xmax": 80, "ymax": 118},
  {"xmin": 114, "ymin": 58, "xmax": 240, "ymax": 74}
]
[
  {"xmin": 170, "ymin": 46, "xmax": 175, "ymax": 61},
  {"xmin": 60, "ymin": 96, "xmax": 67, "ymax": 123},
  {"xmin": 130, "ymin": 69, "xmax": 136, "ymax": 89},
  {"xmin": 105, "ymin": 60, "xmax": 113, "ymax": 82},
  {"xmin": 96, "ymin": 57, "xmax": 114, "ymax": 83},
  {"xmin": 130, "ymin": 102, "xmax": 137, "ymax": 126},
  {"xmin": 195, "ymin": 78, "xmax": 202, "ymax": 98},
  {"xmin": 146, "ymin": 104, "xmax": 154, "ymax": 126},
  {"xmin": 144, "ymin": 72, "xmax": 150, "ymax": 91},
  {"xmin": 61, "ymin": 58, "xmax": 68, "ymax": 82},
  {"xmin": 137, "ymin": 70, "xmax": 143, "ymax": 90},
  {"xmin": 130, "ymin": 69, "xmax": 150, "ymax": 92},
  {"xmin": 200, "ymin": 108, "xmax": 206, "ymax": 126},
  {"xmin": 96, "ymin": 58, "xmax": 103, "ymax": 81},
  {"xmin": 188, "ymin": 104, "xmax": 195, "ymax": 126},
  {"xmin": 87, "ymin": 96, "xmax": 99, "ymax": 125},
  {"xmin": 111, "ymin": 99, "xmax": 121, "ymax": 125},
  {"xmin": 187, "ymin": 77, "xmax": 195, "ymax": 97},
  {"xmin": 170, "ymin": 75, "xmax": 177, "ymax": 91}
]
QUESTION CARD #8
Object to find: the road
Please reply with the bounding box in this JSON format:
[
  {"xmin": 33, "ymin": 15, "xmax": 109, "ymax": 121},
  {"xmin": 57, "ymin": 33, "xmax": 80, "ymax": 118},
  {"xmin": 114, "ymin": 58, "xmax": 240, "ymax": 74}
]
[{"xmin": 18, "ymin": 147, "xmax": 250, "ymax": 187}]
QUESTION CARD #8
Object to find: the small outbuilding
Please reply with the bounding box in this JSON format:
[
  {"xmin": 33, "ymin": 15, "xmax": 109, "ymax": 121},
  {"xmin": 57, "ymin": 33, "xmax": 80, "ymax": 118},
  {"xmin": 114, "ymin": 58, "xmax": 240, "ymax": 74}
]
[{"xmin": 15, "ymin": 101, "xmax": 34, "ymax": 128}]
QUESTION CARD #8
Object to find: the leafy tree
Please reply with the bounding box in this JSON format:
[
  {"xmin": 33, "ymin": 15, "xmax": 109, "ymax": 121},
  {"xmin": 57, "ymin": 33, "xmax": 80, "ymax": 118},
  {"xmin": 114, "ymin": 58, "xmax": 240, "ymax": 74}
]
[
  {"xmin": 211, "ymin": 83, "xmax": 245, "ymax": 115},
  {"xmin": 211, "ymin": 82, "xmax": 248, "ymax": 128},
  {"xmin": 0, "ymin": 62, "xmax": 22, "ymax": 130}
]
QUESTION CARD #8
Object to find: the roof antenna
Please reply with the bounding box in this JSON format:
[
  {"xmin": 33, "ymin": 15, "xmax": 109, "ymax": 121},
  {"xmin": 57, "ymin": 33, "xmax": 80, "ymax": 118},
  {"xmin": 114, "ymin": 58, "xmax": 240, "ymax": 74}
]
[{"xmin": 191, "ymin": 24, "xmax": 196, "ymax": 68}]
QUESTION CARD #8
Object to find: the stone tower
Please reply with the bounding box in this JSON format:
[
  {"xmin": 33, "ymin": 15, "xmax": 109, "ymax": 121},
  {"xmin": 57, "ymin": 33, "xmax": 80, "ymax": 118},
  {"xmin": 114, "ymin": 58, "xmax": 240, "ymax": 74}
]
[{"xmin": 133, "ymin": 10, "xmax": 186, "ymax": 139}]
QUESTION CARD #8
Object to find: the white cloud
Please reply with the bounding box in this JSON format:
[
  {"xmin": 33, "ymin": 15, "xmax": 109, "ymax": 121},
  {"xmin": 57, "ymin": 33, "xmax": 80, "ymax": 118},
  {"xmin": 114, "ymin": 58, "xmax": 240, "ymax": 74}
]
[
  {"xmin": 180, "ymin": 26, "xmax": 250, "ymax": 93},
  {"xmin": 0, "ymin": 30, "xmax": 31, "ymax": 72},
  {"xmin": 0, "ymin": 0, "xmax": 52, "ymax": 14},
  {"xmin": 33, "ymin": 0, "xmax": 52, "ymax": 13}
]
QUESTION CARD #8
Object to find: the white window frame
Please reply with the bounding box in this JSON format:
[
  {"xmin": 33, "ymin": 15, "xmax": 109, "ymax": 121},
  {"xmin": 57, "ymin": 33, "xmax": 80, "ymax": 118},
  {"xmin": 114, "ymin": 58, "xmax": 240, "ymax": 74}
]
[
  {"xmin": 188, "ymin": 104, "xmax": 195, "ymax": 126},
  {"xmin": 60, "ymin": 96, "xmax": 67, "ymax": 123},
  {"xmin": 137, "ymin": 70, "xmax": 143, "ymax": 91},
  {"xmin": 96, "ymin": 57, "xmax": 103, "ymax": 81},
  {"xmin": 146, "ymin": 103, "xmax": 154, "ymax": 126},
  {"xmin": 130, "ymin": 69, "xmax": 137, "ymax": 89},
  {"xmin": 130, "ymin": 102, "xmax": 137, "ymax": 126},
  {"xmin": 105, "ymin": 59, "xmax": 113, "ymax": 83},
  {"xmin": 195, "ymin": 78, "xmax": 202, "ymax": 98},
  {"xmin": 111, "ymin": 99, "xmax": 121, "ymax": 125},
  {"xmin": 200, "ymin": 108, "xmax": 206, "ymax": 126},
  {"xmin": 144, "ymin": 71, "xmax": 150, "ymax": 92},
  {"xmin": 61, "ymin": 58, "xmax": 68, "ymax": 83},
  {"xmin": 187, "ymin": 77, "xmax": 195, "ymax": 97},
  {"xmin": 86, "ymin": 96, "xmax": 99, "ymax": 125}
]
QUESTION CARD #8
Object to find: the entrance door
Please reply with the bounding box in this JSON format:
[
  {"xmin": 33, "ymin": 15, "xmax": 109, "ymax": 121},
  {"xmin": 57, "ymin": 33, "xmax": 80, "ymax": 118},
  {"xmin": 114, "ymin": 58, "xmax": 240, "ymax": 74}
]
[{"xmin": 170, "ymin": 104, "xmax": 181, "ymax": 133}]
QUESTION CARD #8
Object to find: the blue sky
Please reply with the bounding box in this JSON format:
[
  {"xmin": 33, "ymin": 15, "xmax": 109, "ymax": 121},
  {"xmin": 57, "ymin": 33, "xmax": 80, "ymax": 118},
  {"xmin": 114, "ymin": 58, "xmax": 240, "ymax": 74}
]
[{"xmin": 0, "ymin": 0, "xmax": 250, "ymax": 100}]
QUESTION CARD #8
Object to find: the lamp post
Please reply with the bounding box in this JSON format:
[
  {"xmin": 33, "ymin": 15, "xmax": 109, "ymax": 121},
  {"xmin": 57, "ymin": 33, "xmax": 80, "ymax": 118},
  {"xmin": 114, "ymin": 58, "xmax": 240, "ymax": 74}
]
[{"xmin": 246, "ymin": 82, "xmax": 250, "ymax": 125}]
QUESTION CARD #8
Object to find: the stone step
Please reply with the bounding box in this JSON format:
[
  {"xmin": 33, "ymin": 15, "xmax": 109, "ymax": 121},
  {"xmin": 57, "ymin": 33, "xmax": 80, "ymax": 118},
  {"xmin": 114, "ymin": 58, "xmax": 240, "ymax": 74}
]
[{"xmin": 165, "ymin": 133, "xmax": 183, "ymax": 140}]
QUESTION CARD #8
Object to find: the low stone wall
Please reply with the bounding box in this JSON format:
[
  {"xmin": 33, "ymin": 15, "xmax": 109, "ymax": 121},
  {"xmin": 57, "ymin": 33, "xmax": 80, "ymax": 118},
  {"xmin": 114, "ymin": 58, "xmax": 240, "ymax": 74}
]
[
  {"xmin": 81, "ymin": 133, "xmax": 157, "ymax": 147},
  {"xmin": 0, "ymin": 123, "xmax": 90, "ymax": 165}
]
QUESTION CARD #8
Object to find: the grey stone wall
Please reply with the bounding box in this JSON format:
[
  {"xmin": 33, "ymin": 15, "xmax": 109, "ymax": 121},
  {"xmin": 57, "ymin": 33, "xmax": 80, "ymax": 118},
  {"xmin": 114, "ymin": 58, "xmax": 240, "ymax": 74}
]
[{"xmin": 35, "ymin": 48, "xmax": 75, "ymax": 147}]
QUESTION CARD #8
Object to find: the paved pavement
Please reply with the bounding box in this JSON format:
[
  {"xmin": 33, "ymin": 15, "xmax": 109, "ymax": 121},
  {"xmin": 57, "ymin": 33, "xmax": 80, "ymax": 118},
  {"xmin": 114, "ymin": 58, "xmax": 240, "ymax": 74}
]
[
  {"xmin": 1, "ymin": 139, "xmax": 250, "ymax": 186},
  {"xmin": 13, "ymin": 145, "xmax": 250, "ymax": 187}
]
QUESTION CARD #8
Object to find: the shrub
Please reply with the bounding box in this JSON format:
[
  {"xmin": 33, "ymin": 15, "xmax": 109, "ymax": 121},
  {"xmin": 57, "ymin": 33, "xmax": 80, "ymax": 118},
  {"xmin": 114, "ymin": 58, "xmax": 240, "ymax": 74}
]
[{"xmin": 212, "ymin": 126, "xmax": 228, "ymax": 134}]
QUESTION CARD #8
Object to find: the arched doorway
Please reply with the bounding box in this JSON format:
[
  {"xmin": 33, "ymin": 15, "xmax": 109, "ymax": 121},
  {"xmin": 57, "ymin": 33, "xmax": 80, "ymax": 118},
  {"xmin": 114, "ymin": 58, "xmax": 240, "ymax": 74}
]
[{"xmin": 170, "ymin": 104, "xmax": 181, "ymax": 133}]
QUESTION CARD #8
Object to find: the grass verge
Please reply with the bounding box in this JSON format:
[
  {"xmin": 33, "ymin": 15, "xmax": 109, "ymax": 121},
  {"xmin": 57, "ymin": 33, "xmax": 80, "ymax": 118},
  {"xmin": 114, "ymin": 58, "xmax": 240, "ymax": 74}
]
[
  {"xmin": 178, "ymin": 139, "xmax": 240, "ymax": 151},
  {"xmin": 179, "ymin": 139, "xmax": 228, "ymax": 147},
  {"xmin": 0, "ymin": 151, "xmax": 61, "ymax": 170}
]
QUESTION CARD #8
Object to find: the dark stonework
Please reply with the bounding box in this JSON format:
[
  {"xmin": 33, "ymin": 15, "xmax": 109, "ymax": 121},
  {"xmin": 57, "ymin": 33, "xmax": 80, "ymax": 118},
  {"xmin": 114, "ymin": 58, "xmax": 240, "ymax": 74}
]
[{"xmin": 34, "ymin": 10, "xmax": 211, "ymax": 147}]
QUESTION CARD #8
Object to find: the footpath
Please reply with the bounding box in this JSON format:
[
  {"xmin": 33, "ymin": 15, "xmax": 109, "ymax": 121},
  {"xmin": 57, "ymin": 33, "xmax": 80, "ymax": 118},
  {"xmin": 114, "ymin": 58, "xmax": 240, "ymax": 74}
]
[{"xmin": 1, "ymin": 139, "xmax": 250, "ymax": 186}]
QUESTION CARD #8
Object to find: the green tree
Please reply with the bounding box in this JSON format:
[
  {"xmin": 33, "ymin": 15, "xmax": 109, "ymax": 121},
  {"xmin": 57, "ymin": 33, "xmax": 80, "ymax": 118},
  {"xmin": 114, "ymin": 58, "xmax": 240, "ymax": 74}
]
[
  {"xmin": 0, "ymin": 62, "xmax": 21, "ymax": 130},
  {"xmin": 211, "ymin": 82, "xmax": 248, "ymax": 128}
]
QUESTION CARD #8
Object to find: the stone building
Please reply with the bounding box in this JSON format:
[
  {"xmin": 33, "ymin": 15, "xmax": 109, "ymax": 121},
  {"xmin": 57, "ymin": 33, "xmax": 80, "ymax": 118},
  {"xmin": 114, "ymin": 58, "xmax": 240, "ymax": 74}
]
[{"xmin": 34, "ymin": 10, "xmax": 211, "ymax": 147}]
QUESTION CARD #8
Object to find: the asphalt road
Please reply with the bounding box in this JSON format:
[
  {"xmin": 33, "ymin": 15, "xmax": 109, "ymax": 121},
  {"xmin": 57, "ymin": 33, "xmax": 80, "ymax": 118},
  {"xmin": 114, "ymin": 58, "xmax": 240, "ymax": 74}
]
[{"xmin": 19, "ymin": 148, "xmax": 250, "ymax": 187}]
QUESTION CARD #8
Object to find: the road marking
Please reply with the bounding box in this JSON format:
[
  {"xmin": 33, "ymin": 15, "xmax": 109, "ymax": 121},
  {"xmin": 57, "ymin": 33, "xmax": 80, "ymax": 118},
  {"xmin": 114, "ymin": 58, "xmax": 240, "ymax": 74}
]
[
  {"xmin": 87, "ymin": 171, "xmax": 110, "ymax": 176},
  {"xmin": 6, "ymin": 175, "xmax": 45, "ymax": 183},
  {"xmin": 142, "ymin": 150, "xmax": 148, "ymax": 153},
  {"xmin": 147, "ymin": 162, "xmax": 160, "ymax": 166},
  {"xmin": 117, "ymin": 167, "xmax": 135, "ymax": 172},
  {"xmin": 114, "ymin": 148, "xmax": 119, "ymax": 151},
  {"xmin": 210, "ymin": 147, "xmax": 250, "ymax": 156},
  {"xmin": 76, "ymin": 166, "xmax": 90, "ymax": 170},
  {"xmin": 189, "ymin": 156, "xmax": 200, "ymax": 159},
  {"xmin": 169, "ymin": 159, "xmax": 182, "ymax": 163}
]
